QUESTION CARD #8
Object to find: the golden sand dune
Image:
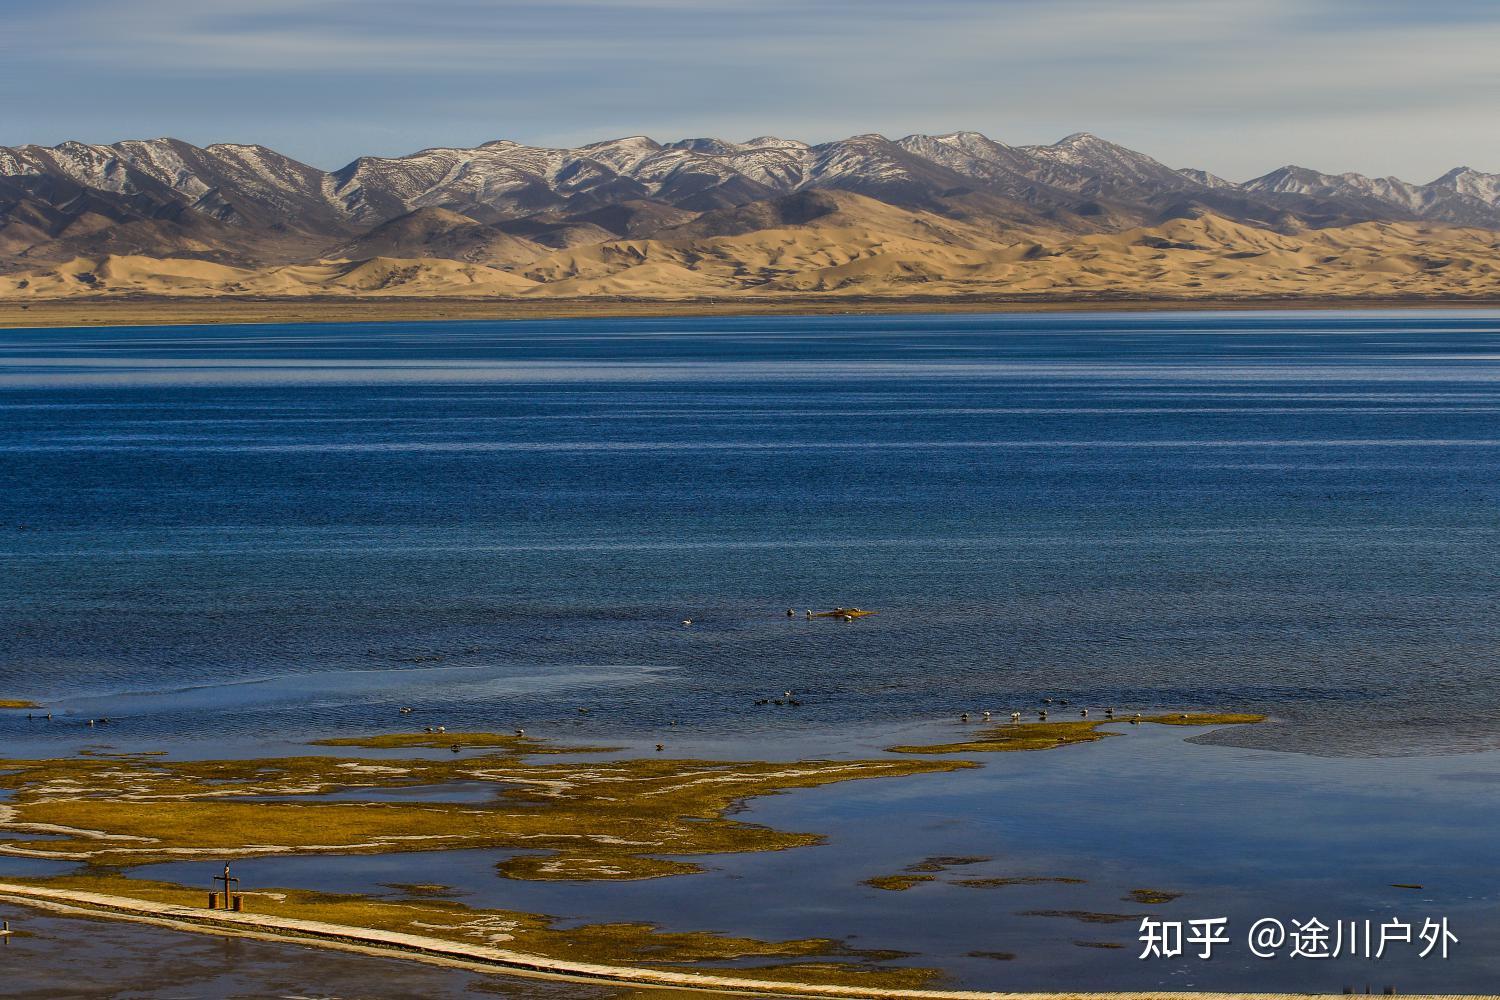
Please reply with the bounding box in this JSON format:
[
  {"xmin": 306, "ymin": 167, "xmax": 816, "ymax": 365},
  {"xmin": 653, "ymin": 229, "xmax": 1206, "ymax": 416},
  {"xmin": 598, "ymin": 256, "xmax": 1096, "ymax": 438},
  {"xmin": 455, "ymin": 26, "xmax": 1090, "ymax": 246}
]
[
  {"xmin": 3, "ymin": 195, "xmax": 1499, "ymax": 303},
  {"xmin": 0, "ymin": 255, "xmax": 539, "ymax": 299}
]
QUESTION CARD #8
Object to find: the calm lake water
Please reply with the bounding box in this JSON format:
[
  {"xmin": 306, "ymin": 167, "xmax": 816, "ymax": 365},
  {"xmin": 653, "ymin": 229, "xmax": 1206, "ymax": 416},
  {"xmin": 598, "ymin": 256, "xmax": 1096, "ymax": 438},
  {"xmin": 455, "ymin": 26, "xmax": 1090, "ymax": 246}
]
[{"xmin": 3, "ymin": 310, "xmax": 1500, "ymax": 994}]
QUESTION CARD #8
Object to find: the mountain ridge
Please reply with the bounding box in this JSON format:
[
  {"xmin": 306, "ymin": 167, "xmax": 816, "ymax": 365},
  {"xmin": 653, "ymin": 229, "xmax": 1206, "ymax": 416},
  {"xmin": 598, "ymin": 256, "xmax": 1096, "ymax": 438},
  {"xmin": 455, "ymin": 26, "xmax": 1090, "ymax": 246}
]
[{"xmin": 3, "ymin": 130, "xmax": 1499, "ymax": 301}]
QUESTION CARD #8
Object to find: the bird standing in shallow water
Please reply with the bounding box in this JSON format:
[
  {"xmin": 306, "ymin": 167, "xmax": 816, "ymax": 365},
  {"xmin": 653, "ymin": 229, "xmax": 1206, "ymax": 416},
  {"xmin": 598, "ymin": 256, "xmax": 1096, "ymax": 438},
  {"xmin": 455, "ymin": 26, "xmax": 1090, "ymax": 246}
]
[{"xmin": 1010, "ymin": 711, "xmax": 1021, "ymax": 722}]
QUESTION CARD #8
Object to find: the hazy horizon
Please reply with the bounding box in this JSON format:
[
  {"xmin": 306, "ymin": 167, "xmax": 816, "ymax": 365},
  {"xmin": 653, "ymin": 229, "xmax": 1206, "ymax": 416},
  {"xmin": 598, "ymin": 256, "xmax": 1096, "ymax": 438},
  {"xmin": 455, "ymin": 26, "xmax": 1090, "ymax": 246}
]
[{"xmin": 5, "ymin": 0, "xmax": 1500, "ymax": 183}]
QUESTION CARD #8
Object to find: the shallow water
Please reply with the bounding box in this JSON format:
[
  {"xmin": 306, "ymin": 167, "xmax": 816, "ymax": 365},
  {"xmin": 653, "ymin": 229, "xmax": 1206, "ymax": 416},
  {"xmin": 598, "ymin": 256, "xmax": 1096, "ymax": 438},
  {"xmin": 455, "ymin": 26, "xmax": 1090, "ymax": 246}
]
[
  {"xmin": 96, "ymin": 722, "xmax": 1500, "ymax": 994},
  {"xmin": 4, "ymin": 310, "xmax": 1500, "ymax": 994},
  {"xmin": 0, "ymin": 901, "xmax": 615, "ymax": 999}
]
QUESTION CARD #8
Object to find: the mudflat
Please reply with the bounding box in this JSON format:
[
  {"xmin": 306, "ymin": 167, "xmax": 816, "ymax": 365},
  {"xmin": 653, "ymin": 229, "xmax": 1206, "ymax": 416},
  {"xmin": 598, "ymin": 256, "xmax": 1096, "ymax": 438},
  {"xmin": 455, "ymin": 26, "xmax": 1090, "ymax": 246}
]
[{"xmin": 4, "ymin": 294, "xmax": 1500, "ymax": 330}]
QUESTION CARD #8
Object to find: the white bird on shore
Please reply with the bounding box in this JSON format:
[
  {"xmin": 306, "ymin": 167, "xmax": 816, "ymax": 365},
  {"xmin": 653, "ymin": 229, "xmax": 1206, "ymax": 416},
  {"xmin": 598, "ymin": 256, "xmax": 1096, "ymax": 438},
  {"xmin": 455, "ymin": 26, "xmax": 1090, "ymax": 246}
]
[
  {"xmin": 1080, "ymin": 708, "xmax": 1089, "ymax": 718},
  {"xmin": 1010, "ymin": 712, "xmax": 1021, "ymax": 723},
  {"xmin": 515, "ymin": 729, "xmax": 525, "ymax": 737}
]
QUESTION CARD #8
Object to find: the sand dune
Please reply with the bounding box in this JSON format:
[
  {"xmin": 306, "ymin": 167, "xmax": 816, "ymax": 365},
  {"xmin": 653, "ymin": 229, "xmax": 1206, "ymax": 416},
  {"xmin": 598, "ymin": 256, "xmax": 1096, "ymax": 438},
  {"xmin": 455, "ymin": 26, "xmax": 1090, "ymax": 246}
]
[{"xmin": 3, "ymin": 198, "xmax": 1499, "ymax": 303}]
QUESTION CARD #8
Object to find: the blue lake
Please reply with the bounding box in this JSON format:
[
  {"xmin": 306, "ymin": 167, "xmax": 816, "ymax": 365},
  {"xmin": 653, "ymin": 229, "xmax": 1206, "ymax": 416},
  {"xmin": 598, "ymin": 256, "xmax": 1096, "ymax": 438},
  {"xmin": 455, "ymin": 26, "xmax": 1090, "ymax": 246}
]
[{"xmin": 3, "ymin": 309, "xmax": 1500, "ymax": 993}]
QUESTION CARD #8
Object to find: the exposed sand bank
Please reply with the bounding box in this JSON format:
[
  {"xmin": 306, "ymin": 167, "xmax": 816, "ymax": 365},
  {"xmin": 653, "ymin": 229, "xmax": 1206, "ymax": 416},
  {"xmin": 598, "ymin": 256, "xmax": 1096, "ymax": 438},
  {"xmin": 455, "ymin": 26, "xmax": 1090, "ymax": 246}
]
[
  {"xmin": 0, "ymin": 716, "xmax": 1281, "ymax": 994},
  {"xmin": 2, "ymin": 294, "xmax": 1498, "ymax": 331}
]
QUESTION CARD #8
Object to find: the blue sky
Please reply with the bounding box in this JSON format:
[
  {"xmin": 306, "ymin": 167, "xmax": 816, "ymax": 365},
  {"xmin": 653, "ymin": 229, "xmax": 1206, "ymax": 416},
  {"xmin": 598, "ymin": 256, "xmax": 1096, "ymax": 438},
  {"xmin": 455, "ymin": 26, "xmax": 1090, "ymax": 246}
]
[{"xmin": 5, "ymin": 0, "xmax": 1499, "ymax": 182}]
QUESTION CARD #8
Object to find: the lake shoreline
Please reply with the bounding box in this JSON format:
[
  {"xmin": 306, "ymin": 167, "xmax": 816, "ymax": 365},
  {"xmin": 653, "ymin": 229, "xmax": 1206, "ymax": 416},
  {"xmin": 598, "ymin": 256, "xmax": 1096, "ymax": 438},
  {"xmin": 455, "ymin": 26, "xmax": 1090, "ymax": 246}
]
[
  {"xmin": 3, "ymin": 294, "xmax": 1500, "ymax": 330},
  {"xmin": 6, "ymin": 881, "xmax": 1460, "ymax": 1000}
]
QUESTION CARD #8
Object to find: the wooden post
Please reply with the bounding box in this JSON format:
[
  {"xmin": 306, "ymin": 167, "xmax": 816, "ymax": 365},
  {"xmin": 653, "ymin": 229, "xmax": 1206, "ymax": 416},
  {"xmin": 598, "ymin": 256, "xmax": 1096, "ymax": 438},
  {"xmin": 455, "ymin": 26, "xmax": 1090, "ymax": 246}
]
[
  {"xmin": 231, "ymin": 894, "xmax": 243, "ymax": 912},
  {"xmin": 212, "ymin": 862, "xmax": 239, "ymax": 909},
  {"xmin": 208, "ymin": 891, "xmax": 218, "ymax": 909}
]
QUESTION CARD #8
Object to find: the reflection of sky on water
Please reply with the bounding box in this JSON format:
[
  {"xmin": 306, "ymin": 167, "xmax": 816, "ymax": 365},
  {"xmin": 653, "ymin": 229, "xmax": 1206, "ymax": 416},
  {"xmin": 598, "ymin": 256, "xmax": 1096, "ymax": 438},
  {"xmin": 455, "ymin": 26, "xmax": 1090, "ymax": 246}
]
[
  {"xmin": 5, "ymin": 311, "xmax": 1500, "ymax": 757},
  {"xmin": 24, "ymin": 723, "xmax": 1483, "ymax": 994},
  {"xmin": 4, "ymin": 311, "xmax": 1500, "ymax": 992},
  {"xmin": 0, "ymin": 900, "xmax": 606, "ymax": 999}
]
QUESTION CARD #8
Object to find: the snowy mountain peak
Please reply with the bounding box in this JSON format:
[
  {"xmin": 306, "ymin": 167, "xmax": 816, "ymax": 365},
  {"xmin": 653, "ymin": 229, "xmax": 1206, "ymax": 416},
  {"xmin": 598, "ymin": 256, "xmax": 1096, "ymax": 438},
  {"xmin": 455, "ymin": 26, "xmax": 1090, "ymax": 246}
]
[
  {"xmin": 4, "ymin": 130, "xmax": 1500, "ymax": 264},
  {"xmin": 576, "ymin": 135, "xmax": 663, "ymax": 173},
  {"xmin": 667, "ymin": 138, "xmax": 742, "ymax": 155},
  {"xmin": 933, "ymin": 130, "xmax": 991, "ymax": 143},
  {"xmin": 1177, "ymin": 168, "xmax": 1238, "ymax": 190},
  {"xmin": 741, "ymin": 136, "xmax": 809, "ymax": 151},
  {"xmin": 1429, "ymin": 166, "xmax": 1500, "ymax": 206}
]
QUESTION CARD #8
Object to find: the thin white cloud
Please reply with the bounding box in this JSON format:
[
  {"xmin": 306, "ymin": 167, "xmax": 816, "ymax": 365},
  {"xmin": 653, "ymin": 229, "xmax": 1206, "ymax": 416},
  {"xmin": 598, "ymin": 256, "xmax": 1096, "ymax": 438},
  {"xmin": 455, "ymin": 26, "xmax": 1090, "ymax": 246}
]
[{"xmin": 4, "ymin": 0, "xmax": 1500, "ymax": 179}]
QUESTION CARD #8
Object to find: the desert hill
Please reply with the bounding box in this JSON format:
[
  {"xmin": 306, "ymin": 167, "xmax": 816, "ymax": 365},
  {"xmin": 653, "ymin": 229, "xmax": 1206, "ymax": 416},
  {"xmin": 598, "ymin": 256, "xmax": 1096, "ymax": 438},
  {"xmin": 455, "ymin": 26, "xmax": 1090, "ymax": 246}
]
[
  {"xmin": 4, "ymin": 203, "xmax": 1497, "ymax": 303},
  {"xmin": 2, "ymin": 131, "xmax": 1499, "ymax": 302}
]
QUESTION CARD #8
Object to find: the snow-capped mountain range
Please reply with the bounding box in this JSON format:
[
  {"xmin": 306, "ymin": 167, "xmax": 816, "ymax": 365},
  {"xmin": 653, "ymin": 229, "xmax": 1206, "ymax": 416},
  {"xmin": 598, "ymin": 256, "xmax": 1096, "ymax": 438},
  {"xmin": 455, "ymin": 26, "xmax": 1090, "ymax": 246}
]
[{"xmin": 3, "ymin": 129, "xmax": 1499, "ymax": 271}]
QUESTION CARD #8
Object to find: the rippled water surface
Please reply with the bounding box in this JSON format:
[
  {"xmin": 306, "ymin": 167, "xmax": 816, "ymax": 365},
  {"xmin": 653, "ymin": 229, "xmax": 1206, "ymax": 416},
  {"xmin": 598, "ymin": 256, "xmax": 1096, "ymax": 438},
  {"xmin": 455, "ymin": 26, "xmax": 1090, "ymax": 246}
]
[
  {"xmin": 4, "ymin": 310, "xmax": 1500, "ymax": 995},
  {"xmin": 4, "ymin": 310, "xmax": 1500, "ymax": 753}
]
